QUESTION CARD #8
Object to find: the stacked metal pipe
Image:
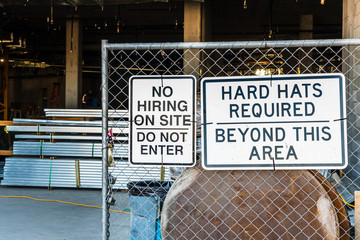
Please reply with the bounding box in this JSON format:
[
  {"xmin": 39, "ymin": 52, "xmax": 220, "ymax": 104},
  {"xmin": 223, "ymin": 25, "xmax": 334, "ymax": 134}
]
[
  {"xmin": 0, "ymin": 161, "xmax": 4, "ymax": 179},
  {"xmin": 1, "ymin": 158, "xmax": 169, "ymax": 189},
  {"xmin": 1, "ymin": 109, "xmax": 169, "ymax": 189}
]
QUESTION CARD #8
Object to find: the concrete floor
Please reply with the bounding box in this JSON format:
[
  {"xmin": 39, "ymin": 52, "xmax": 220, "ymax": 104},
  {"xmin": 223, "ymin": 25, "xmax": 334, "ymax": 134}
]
[{"xmin": 0, "ymin": 186, "xmax": 130, "ymax": 240}]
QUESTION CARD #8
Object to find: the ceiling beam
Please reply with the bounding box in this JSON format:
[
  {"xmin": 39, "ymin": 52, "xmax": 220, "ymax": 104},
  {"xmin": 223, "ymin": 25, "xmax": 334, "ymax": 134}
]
[
  {"xmin": 93, "ymin": 0, "xmax": 103, "ymax": 9},
  {"xmin": 65, "ymin": 0, "xmax": 77, "ymax": 7}
]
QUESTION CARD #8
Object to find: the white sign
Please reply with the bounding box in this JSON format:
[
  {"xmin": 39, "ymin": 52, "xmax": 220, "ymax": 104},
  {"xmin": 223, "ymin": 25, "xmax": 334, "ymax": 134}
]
[
  {"xmin": 201, "ymin": 73, "xmax": 347, "ymax": 170},
  {"xmin": 129, "ymin": 75, "xmax": 196, "ymax": 166}
]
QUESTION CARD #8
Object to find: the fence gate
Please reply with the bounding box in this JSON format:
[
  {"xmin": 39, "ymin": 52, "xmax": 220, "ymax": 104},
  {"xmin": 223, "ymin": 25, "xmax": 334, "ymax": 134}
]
[{"xmin": 101, "ymin": 39, "xmax": 360, "ymax": 240}]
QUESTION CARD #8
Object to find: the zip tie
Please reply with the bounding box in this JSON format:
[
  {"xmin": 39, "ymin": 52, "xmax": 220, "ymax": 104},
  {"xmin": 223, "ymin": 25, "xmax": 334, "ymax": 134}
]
[
  {"xmin": 92, "ymin": 143, "xmax": 95, "ymax": 157},
  {"xmin": 334, "ymin": 118, "xmax": 347, "ymax": 122},
  {"xmin": 272, "ymin": 159, "xmax": 276, "ymax": 171},
  {"xmin": 37, "ymin": 124, "xmax": 40, "ymax": 135},
  {"xmin": 50, "ymin": 133, "xmax": 53, "ymax": 142}
]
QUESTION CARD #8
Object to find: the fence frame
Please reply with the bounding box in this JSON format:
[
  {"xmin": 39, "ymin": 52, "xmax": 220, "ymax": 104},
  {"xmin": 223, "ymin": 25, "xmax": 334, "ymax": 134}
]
[{"xmin": 101, "ymin": 38, "xmax": 360, "ymax": 240}]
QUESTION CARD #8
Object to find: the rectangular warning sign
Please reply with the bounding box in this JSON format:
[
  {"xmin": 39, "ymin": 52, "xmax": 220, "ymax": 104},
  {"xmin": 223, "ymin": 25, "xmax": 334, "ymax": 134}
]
[
  {"xmin": 201, "ymin": 73, "xmax": 347, "ymax": 170},
  {"xmin": 129, "ymin": 75, "xmax": 196, "ymax": 166}
]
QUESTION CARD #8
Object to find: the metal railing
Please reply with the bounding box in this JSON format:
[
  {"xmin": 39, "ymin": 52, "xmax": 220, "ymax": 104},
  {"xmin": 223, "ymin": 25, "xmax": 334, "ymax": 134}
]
[{"xmin": 101, "ymin": 39, "xmax": 360, "ymax": 240}]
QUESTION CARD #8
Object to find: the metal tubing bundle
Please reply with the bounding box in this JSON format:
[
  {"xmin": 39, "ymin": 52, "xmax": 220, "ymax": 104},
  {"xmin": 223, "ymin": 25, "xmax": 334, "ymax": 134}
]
[
  {"xmin": 6, "ymin": 125, "xmax": 129, "ymax": 134},
  {"xmin": 15, "ymin": 135, "xmax": 128, "ymax": 141},
  {"xmin": 0, "ymin": 161, "xmax": 4, "ymax": 178},
  {"xmin": 13, "ymin": 141, "xmax": 128, "ymax": 158},
  {"xmin": 2, "ymin": 158, "xmax": 168, "ymax": 189},
  {"xmin": 12, "ymin": 118, "xmax": 128, "ymax": 128},
  {"xmin": 44, "ymin": 109, "xmax": 128, "ymax": 118},
  {"xmin": 1, "ymin": 109, "xmax": 170, "ymax": 189}
]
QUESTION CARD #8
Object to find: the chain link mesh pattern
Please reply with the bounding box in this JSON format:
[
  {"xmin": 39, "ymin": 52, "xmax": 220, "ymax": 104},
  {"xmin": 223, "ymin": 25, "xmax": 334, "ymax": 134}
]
[{"xmin": 102, "ymin": 40, "xmax": 360, "ymax": 239}]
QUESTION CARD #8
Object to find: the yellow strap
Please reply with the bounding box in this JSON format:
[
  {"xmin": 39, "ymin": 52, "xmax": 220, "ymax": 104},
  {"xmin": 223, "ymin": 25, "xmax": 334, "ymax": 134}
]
[{"xmin": 339, "ymin": 193, "xmax": 355, "ymax": 208}]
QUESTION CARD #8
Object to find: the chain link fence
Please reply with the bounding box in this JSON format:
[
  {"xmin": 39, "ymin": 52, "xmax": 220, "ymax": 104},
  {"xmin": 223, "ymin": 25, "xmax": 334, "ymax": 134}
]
[{"xmin": 101, "ymin": 39, "xmax": 360, "ymax": 239}]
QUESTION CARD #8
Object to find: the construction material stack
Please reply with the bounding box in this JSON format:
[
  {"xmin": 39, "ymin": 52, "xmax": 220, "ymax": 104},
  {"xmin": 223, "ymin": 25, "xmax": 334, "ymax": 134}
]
[{"xmin": 1, "ymin": 109, "xmax": 169, "ymax": 189}]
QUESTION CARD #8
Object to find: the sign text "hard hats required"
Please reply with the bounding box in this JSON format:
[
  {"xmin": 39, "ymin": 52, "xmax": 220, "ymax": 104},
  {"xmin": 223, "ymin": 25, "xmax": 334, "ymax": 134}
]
[{"xmin": 201, "ymin": 74, "xmax": 347, "ymax": 170}]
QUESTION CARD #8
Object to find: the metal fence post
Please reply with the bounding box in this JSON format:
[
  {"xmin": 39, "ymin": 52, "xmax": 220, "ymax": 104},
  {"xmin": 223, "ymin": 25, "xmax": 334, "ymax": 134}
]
[{"xmin": 101, "ymin": 39, "xmax": 109, "ymax": 240}]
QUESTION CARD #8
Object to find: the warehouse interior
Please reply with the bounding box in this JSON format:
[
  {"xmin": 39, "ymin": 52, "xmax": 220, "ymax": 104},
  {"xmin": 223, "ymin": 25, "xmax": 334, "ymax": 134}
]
[
  {"xmin": 0, "ymin": 0, "xmax": 343, "ymax": 118},
  {"xmin": 1, "ymin": 1, "xmax": 360, "ymax": 239},
  {"xmin": 0, "ymin": 0, "xmax": 348, "ymax": 185}
]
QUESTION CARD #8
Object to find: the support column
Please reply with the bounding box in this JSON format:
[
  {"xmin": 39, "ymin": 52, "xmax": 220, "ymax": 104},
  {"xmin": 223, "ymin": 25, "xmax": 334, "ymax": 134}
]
[
  {"xmin": 183, "ymin": 1, "xmax": 203, "ymax": 79},
  {"xmin": 342, "ymin": 0, "xmax": 360, "ymax": 222},
  {"xmin": 343, "ymin": 0, "xmax": 360, "ymax": 38},
  {"xmin": 181, "ymin": 1, "xmax": 207, "ymax": 169},
  {"xmin": 299, "ymin": 14, "xmax": 313, "ymax": 73},
  {"xmin": 299, "ymin": 14, "xmax": 313, "ymax": 40},
  {"xmin": 184, "ymin": 1, "xmax": 203, "ymax": 43},
  {"xmin": 343, "ymin": 0, "xmax": 360, "ymax": 142},
  {"xmin": 343, "ymin": 0, "xmax": 360, "ymax": 102},
  {"xmin": 65, "ymin": 15, "xmax": 82, "ymax": 109}
]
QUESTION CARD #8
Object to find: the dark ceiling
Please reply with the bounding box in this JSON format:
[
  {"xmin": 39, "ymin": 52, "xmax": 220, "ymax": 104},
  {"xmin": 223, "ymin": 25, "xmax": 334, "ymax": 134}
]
[
  {"xmin": 0, "ymin": 0, "xmax": 343, "ymax": 68},
  {"xmin": 1, "ymin": 1, "xmax": 185, "ymax": 67},
  {"xmin": 0, "ymin": 0, "xmax": 344, "ymax": 113}
]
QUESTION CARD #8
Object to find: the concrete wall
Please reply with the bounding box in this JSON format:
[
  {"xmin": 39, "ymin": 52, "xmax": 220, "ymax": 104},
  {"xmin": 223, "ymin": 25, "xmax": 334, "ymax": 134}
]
[{"xmin": 8, "ymin": 68, "xmax": 65, "ymax": 118}]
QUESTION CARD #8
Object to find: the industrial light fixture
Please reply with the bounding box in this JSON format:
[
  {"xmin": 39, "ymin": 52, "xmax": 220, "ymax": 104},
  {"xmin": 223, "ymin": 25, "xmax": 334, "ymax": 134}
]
[
  {"xmin": 244, "ymin": 0, "xmax": 247, "ymax": 9},
  {"xmin": 320, "ymin": 0, "xmax": 325, "ymax": 5}
]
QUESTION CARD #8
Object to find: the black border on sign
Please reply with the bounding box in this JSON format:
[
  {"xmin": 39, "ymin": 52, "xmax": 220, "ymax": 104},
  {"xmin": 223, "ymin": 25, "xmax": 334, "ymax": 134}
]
[
  {"xmin": 201, "ymin": 73, "xmax": 347, "ymax": 170},
  {"xmin": 129, "ymin": 75, "xmax": 196, "ymax": 166}
]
